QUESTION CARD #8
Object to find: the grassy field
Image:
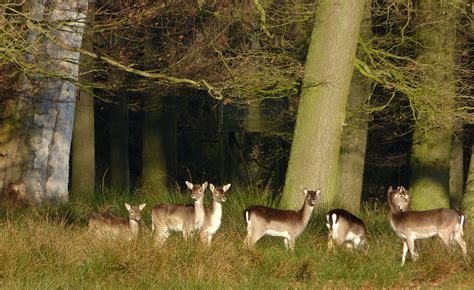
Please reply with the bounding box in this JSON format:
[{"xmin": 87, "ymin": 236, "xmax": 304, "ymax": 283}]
[{"xmin": 0, "ymin": 188, "xmax": 472, "ymax": 289}]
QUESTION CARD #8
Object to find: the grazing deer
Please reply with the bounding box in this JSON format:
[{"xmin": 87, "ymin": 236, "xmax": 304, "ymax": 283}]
[
  {"xmin": 387, "ymin": 186, "xmax": 468, "ymax": 265},
  {"xmin": 200, "ymin": 183, "xmax": 231, "ymax": 246},
  {"xmin": 151, "ymin": 181, "xmax": 207, "ymax": 245},
  {"xmin": 243, "ymin": 188, "xmax": 321, "ymax": 251},
  {"xmin": 88, "ymin": 203, "xmax": 146, "ymax": 240},
  {"xmin": 326, "ymin": 208, "xmax": 368, "ymax": 251}
]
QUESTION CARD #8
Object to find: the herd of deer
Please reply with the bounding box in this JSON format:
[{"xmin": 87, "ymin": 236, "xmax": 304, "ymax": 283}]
[{"xmin": 88, "ymin": 182, "xmax": 469, "ymax": 266}]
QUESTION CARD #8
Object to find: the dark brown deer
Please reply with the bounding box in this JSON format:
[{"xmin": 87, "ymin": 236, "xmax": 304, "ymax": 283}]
[{"xmin": 243, "ymin": 188, "xmax": 321, "ymax": 250}]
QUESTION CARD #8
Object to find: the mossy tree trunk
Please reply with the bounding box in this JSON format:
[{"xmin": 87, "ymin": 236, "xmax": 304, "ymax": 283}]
[
  {"xmin": 72, "ymin": 2, "xmax": 95, "ymax": 201},
  {"xmin": 281, "ymin": 0, "xmax": 366, "ymax": 209},
  {"xmin": 408, "ymin": 0, "xmax": 459, "ymax": 210},
  {"xmin": 336, "ymin": 0, "xmax": 372, "ymax": 212}
]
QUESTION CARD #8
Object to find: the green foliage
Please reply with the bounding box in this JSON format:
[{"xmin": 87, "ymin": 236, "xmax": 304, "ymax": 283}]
[{"xmin": 0, "ymin": 190, "xmax": 472, "ymax": 288}]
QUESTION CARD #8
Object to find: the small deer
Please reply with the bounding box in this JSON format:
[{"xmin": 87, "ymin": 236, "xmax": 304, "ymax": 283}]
[
  {"xmin": 243, "ymin": 188, "xmax": 321, "ymax": 251},
  {"xmin": 200, "ymin": 183, "xmax": 231, "ymax": 246},
  {"xmin": 387, "ymin": 186, "xmax": 468, "ymax": 265},
  {"xmin": 151, "ymin": 181, "xmax": 207, "ymax": 245},
  {"xmin": 326, "ymin": 208, "xmax": 368, "ymax": 251},
  {"xmin": 88, "ymin": 203, "xmax": 146, "ymax": 240}
]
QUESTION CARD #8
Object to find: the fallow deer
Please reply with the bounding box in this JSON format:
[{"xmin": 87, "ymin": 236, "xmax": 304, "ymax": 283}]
[
  {"xmin": 88, "ymin": 203, "xmax": 146, "ymax": 240},
  {"xmin": 326, "ymin": 208, "xmax": 368, "ymax": 251},
  {"xmin": 243, "ymin": 188, "xmax": 321, "ymax": 250},
  {"xmin": 151, "ymin": 181, "xmax": 207, "ymax": 245},
  {"xmin": 387, "ymin": 186, "xmax": 468, "ymax": 265},
  {"xmin": 200, "ymin": 183, "xmax": 231, "ymax": 246}
]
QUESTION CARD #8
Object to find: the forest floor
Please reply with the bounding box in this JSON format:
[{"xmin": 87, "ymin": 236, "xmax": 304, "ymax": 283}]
[{"xmin": 0, "ymin": 189, "xmax": 473, "ymax": 289}]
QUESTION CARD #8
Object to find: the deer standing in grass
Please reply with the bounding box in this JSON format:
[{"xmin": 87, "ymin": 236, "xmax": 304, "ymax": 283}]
[
  {"xmin": 200, "ymin": 183, "xmax": 231, "ymax": 246},
  {"xmin": 151, "ymin": 181, "xmax": 207, "ymax": 245},
  {"xmin": 88, "ymin": 203, "xmax": 146, "ymax": 240},
  {"xmin": 243, "ymin": 188, "xmax": 321, "ymax": 250},
  {"xmin": 326, "ymin": 208, "xmax": 368, "ymax": 251},
  {"xmin": 387, "ymin": 186, "xmax": 468, "ymax": 265}
]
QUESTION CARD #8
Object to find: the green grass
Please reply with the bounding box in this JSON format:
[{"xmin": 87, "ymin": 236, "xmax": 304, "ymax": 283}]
[{"xmin": 0, "ymin": 189, "xmax": 472, "ymax": 289}]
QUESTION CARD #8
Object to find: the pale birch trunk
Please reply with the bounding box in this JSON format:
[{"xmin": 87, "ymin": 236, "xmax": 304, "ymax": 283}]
[{"xmin": 2, "ymin": 0, "xmax": 88, "ymax": 204}]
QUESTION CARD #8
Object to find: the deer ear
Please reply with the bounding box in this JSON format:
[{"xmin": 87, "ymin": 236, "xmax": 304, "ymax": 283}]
[
  {"xmin": 223, "ymin": 183, "xmax": 231, "ymax": 192},
  {"xmin": 302, "ymin": 187, "xmax": 308, "ymax": 195},
  {"xmin": 388, "ymin": 186, "xmax": 393, "ymax": 193},
  {"xmin": 125, "ymin": 203, "xmax": 131, "ymax": 211},
  {"xmin": 139, "ymin": 203, "xmax": 146, "ymax": 211},
  {"xmin": 316, "ymin": 188, "xmax": 322, "ymax": 196},
  {"xmin": 185, "ymin": 181, "xmax": 193, "ymax": 190},
  {"xmin": 209, "ymin": 183, "xmax": 215, "ymax": 192},
  {"xmin": 202, "ymin": 181, "xmax": 208, "ymax": 190}
]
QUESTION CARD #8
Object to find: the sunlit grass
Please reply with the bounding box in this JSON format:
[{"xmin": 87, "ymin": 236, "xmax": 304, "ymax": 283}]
[{"xmin": 0, "ymin": 189, "xmax": 472, "ymax": 288}]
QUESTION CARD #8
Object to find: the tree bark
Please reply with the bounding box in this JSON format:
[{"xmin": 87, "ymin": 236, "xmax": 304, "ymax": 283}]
[
  {"xmin": 409, "ymin": 0, "xmax": 458, "ymax": 209},
  {"xmin": 449, "ymin": 132, "xmax": 464, "ymax": 209},
  {"xmin": 109, "ymin": 86, "xmax": 130, "ymax": 192},
  {"xmin": 336, "ymin": 0, "xmax": 372, "ymax": 212},
  {"xmin": 281, "ymin": 0, "xmax": 366, "ymax": 209},
  {"xmin": 142, "ymin": 96, "xmax": 177, "ymax": 193},
  {"xmin": 72, "ymin": 2, "xmax": 95, "ymax": 200},
  {"xmin": 2, "ymin": 0, "xmax": 88, "ymax": 204},
  {"xmin": 463, "ymin": 145, "xmax": 474, "ymax": 223}
]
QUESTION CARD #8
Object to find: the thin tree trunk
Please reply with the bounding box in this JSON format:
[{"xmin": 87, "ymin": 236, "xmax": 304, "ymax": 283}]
[
  {"xmin": 449, "ymin": 132, "xmax": 464, "ymax": 209},
  {"xmin": 463, "ymin": 145, "xmax": 474, "ymax": 223},
  {"xmin": 336, "ymin": 0, "xmax": 372, "ymax": 212},
  {"xmin": 72, "ymin": 2, "xmax": 95, "ymax": 200},
  {"xmin": 409, "ymin": 0, "xmax": 458, "ymax": 209},
  {"xmin": 109, "ymin": 86, "xmax": 130, "ymax": 192},
  {"xmin": 281, "ymin": 0, "xmax": 366, "ymax": 209}
]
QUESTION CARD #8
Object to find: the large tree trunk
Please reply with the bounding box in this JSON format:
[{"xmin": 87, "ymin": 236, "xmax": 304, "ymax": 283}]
[
  {"xmin": 336, "ymin": 0, "xmax": 372, "ymax": 212},
  {"xmin": 2, "ymin": 0, "xmax": 88, "ymax": 204},
  {"xmin": 281, "ymin": 0, "xmax": 366, "ymax": 208},
  {"xmin": 408, "ymin": 0, "xmax": 458, "ymax": 210},
  {"xmin": 142, "ymin": 96, "xmax": 177, "ymax": 193},
  {"xmin": 464, "ymin": 145, "xmax": 474, "ymax": 223},
  {"xmin": 72, "ymin": 2, "xmax": 95, "ymax": 201}
]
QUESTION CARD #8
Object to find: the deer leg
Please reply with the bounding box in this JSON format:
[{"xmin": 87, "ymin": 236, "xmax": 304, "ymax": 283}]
[
  {"xmin": 155, "ymin": 228, "xmax": 169, "ymax": 246},
  {"xmin": 407, "ymin": 238, "xmax": 418, "ymax": 261},
  {"xmin": 245, "ymin": 229, "xmax": 264, "ymax": 249},
  {"xmin": 438, "ymin": 232, "xmax": 454, "ymax": 252},
  {"xmin": 401, "ymin": 240, "xmax": 408, "ymax": 266},
  {"xmin": 327, "ymin": 235, "xmax": 335, "ymax": 252},
  {"xmin": 287, "ymin": 238, "xmax": 295, "ymax": 251},
  {"xmin": 453, "ymin": 230, "xmax": 467, "ymax": 257}
]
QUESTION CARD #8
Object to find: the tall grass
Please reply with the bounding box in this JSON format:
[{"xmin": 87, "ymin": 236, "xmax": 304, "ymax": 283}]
[{"xmin": 0, "ymin": 188, "xmax": 472, "ymax": 288}]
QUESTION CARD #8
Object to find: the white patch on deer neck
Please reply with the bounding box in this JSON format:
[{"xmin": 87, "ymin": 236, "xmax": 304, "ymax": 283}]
[
  {"xmin": 265, "ymin": 229, "xmax": 291, "ymax": 240},
  {"xmin": 194, "ymin": 200, "xmax": 205, "ymax": 229},
  {"xmin": 129, "ymin": 219, "xmax": 139, "ymax": 237},
  {"xmin": 207, "ymin": 202, "xmax": 222, "ymax": 235}
]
